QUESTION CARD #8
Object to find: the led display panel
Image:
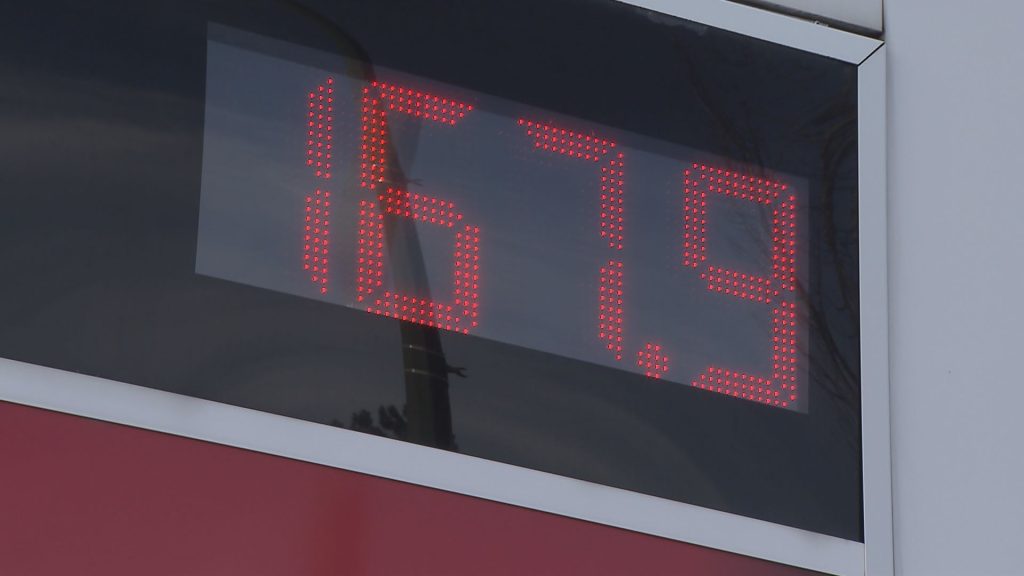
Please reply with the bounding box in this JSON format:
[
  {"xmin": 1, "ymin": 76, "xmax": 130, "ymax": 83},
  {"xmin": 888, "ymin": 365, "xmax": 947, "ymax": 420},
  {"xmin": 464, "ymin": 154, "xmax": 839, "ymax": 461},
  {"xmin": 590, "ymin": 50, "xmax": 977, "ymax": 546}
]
[
  {"xmin": 198, "ymin": 26, "xmax": 809, "ymax": 411},
  {"xmin": 0, "ymin": 0, "xmax": 864, "ymax": 542}
]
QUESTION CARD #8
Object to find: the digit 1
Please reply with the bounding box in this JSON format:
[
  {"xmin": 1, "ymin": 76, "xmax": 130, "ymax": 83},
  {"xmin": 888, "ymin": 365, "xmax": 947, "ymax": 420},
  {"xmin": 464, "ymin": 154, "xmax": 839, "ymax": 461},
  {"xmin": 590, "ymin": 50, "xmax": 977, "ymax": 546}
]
[
  {"xmin": 519, "ymin": 120, "xmax": 626, "ymax": 360},
  {"xmin": 303, "ymin": 78, "xmax": 334, "ymax": 294},
  {"xmin": 683, "ymin": 163, "xmax": 798, "ymax": 408},
  {"xmin": 355, "ymin": 81, "xmax": 480, "ymax": 334}
]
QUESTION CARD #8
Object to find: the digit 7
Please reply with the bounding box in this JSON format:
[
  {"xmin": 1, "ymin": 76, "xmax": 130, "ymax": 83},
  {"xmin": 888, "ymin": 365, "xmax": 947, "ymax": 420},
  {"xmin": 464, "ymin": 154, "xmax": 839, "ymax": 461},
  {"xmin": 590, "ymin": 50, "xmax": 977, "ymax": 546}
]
[
  {"xmin": 519, "ymin": 119, "xmax": 626, "ymax": 360},
  {"xmin": 683, "ymin": 163, "xmax": 799, "ymax": 408}
]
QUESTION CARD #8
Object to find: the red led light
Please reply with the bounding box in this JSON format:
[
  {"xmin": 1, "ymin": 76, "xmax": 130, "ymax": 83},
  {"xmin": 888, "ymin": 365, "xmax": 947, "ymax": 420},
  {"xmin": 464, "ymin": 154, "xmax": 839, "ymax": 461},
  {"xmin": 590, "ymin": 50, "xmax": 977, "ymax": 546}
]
[
  {"xmin": 599, "ymin": 260, "xmax": 625, "ymax": 360},
  {"xmin": 375, "ymin": 81, "xmax": 470, "ymax": 125},
  {"xmin": 601, "ymin": 154, "xmax": 626, "ymax": 251},
  {"xmin": 521, "ymin": 119, "xmax": 625, "ymax": 362},
  {"xmin": 636, "ymin": 343, "xmax": 669, "ymax": 379},
  {"xmin": 356, "ymin": 82, "xmax": 478, "ymax": 334},
  {"xmin": 360, "ymin": 85, "xmax": 387, "ymax": 191},
  {"xmin": 304, "ymin": 78, "xmax": 334, "ymax": 294},
  {"xmin": 684, "ymin": 164, "xmax": 799, "ymax": 407},
  {"xmin": 356, "ymin": 199, "xmax": 385, "ymax": 303}
]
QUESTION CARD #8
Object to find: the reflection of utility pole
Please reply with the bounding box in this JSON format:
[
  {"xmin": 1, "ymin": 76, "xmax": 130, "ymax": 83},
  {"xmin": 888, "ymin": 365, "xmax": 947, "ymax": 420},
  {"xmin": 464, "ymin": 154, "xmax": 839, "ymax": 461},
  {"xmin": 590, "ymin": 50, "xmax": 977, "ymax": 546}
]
[
  {"xmin": 276, "ymin": 0, "xmax": 459, "ymax": 450},
  {"xmin": 380, "ymin": 128, "xmax": 459, "ymax": 450}
]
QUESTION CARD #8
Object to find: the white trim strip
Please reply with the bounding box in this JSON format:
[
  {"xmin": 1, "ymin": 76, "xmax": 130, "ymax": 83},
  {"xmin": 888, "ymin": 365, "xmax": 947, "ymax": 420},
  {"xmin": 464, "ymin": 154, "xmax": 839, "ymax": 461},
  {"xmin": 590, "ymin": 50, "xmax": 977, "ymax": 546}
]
[
  {"xmin": 0, "ymin": 357, "xmax": 863, "ymax": 576},
  {"xmin": 617, "ymin": 0, "xmax": 881, "ymax": 64},
  {"xmin": 858, "ymin": 45, "xmax": 894, "ymax": 576},
  {"xmin": 741, "ymin": 0, "xmax": 883, "ymax": 33}
]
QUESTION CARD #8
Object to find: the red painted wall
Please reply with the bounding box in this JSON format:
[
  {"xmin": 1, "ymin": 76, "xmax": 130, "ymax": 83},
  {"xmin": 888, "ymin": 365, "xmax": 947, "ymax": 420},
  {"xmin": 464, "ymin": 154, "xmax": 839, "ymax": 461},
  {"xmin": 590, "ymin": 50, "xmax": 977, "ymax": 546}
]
[{"xmin": 0, "ymin": 401, "xmax": 818, "ymax": 576}]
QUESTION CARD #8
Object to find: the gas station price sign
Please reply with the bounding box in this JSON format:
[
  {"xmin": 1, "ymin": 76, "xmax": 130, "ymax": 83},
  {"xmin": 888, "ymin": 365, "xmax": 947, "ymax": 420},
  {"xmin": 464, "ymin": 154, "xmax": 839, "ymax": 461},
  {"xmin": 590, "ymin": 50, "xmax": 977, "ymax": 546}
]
[{"xmin": 0, "ymin": 0, "xmax": 868, "ymax": 543}]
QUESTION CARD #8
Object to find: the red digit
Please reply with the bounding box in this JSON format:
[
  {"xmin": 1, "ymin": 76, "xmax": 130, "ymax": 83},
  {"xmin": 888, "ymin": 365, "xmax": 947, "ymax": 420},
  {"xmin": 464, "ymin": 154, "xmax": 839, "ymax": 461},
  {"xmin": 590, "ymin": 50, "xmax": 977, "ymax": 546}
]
[
  {"xmin": 355, "ymin": 82, "xmax": 479, "ymax": 334},
  {"xmin": 683, "ymin": 163, "xmax": 799, "ymax": 408},
  {"xmin": 303, "ymin": 78, "xmax": 334, "ymax": 294},
  {"xmin": 520, "ymin": 119, "xmax": 626, "ymax": 360}
]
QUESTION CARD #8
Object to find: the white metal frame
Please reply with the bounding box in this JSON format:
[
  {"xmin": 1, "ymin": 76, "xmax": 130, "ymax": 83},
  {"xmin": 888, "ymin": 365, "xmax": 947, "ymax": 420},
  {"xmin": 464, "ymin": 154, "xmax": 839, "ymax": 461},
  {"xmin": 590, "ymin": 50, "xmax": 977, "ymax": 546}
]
[
  {"xmin": 856, "ymin": 44, "xmax": 891, "ymax": 576},
  {"xmin": 0, "ymin": 2, "xmax": 888, "ymax": 575}
]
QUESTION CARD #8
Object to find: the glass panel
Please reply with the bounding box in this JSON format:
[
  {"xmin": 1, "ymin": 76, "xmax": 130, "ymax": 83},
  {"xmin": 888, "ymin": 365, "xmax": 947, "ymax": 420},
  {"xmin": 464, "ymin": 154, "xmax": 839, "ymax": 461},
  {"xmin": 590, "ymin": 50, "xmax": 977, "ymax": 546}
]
[{"xmin": 0, "ymin": 0, "xmax": 863, "ymax": 540}]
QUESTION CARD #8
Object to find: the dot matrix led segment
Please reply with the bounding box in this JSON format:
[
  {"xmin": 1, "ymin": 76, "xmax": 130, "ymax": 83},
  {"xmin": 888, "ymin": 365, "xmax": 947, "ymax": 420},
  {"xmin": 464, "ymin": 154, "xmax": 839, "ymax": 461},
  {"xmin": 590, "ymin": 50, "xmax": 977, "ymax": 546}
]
[
  {"xmin": 376, "ymin": 81, "xmax": 470, "ymax": 125},
  {"xmin": 599, "ymin": 260, "xmax": 625, "ymax": 360},
  {"xmin": 637, "ymin": 343, "xmax": 669, "ymax": 379},
  {"xmin": 684, "ymin": 164, "xmax": 799, "ymax": 408},
  {"xmin": 773, "ymin": 198, "xmax": 798, "ymax": 293},
  {"xmin": 601, "ymin": 155, "xmax": 625, "ymax": 251},
  {"xmin": 359, "ymin": 85, "xmax": 387, "ymax": 190},
  {"xmin": 356, "ymin": 199, "xmax": 385, "ymax": 301},
  {"xmin": 303, "ymin": 78, "xmax": 334, "ymax": 294}
]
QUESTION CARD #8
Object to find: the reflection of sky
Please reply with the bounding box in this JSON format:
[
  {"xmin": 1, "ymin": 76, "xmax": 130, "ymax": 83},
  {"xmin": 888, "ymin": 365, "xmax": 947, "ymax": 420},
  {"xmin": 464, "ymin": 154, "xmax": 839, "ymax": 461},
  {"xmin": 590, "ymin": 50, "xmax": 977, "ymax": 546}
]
[{"xmin": 197, "ymin": 36, "xmax": 809, "ymax": 412}]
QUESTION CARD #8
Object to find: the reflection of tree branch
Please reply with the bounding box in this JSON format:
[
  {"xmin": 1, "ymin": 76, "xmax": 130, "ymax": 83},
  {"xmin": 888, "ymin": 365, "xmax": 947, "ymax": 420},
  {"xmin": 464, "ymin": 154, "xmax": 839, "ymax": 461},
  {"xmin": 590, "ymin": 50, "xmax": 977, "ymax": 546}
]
[
  {"xmin": 339, "ymin": 405, "xmax": 409, "ymax": 440},
  {"xmin": 799, "ymin": 82, "xmax": 862, "ymax": 446},
  {"xmin": 677, "ymin": 40, "xmax": 764, "ymax": 169},
  {"xmin": 807, "ymin": 89, "xmax": 860, "ymax": 327},
  {"xmin": 675, "ymin": 35, "xmax": 861, "ymax": 445}
]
